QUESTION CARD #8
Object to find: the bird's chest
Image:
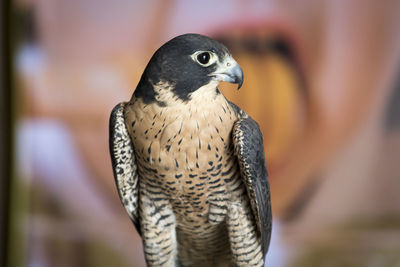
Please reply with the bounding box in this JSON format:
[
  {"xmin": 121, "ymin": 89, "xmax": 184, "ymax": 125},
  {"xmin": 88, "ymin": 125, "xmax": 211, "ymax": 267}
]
[{"xmin": 125, "ymin": 96, "xmax": 239, "ymax": 216}]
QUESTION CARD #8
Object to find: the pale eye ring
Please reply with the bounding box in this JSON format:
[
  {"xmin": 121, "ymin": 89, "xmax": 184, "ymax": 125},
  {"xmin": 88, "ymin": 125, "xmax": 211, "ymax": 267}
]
[{"xmin": 191, "ymin": 51, "xmax": 217, "ymax": 67}]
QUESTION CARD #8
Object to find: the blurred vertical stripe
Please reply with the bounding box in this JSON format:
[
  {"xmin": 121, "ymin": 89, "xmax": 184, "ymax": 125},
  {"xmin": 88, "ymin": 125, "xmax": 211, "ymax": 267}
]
[{"xmin": 1, "ymin": 0, "xmax": 12, "ymax": 265}]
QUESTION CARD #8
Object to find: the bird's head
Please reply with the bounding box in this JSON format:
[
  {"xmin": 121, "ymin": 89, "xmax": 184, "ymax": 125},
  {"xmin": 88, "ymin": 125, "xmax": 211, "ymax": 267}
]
[{"xmin": 134, "ymin": 33, "xmax": 243, "ymax": 105}]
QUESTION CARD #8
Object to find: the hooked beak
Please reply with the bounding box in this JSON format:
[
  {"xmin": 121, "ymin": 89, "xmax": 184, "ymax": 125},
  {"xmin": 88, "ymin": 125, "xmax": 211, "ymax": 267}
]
[{"xmin": 210, "ymin": 56, "xmax": 244, "ymax": 89}]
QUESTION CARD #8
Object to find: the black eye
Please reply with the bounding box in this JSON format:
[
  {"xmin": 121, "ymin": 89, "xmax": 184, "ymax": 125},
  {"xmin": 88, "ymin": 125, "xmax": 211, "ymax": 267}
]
[{"xmin": 197, "ymin": 52, "xmax": 210, "ymax": 65}]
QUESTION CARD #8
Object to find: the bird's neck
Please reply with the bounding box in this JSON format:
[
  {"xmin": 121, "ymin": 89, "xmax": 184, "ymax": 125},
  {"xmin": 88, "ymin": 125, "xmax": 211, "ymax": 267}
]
[{"xmin": 133, "ymin": 79, "xmax": 222, "ymax": 108}]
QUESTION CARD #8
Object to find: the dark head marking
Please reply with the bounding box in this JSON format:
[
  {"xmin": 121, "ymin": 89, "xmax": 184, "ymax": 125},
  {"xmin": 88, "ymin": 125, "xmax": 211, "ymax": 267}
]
[{"xmin": 134, "ymin": 33, "xmax": 243, "ymax": 104}]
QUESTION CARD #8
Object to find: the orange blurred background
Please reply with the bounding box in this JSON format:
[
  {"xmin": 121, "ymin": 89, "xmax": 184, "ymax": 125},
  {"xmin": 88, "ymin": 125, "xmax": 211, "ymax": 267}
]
[{"xmin": 7, "ymin": 0, "xmax": 400, "ymax": 266}]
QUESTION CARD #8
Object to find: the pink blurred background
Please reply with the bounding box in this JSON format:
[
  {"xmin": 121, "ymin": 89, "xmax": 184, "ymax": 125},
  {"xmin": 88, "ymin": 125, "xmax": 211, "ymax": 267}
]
[{"xmin": 7, "ymin": 0, "xmax": 400, "ymax": 266}]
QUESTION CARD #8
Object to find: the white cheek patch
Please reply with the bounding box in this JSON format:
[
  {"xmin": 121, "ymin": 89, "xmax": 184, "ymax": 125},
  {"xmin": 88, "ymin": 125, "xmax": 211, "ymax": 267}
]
[
  {"xmin": 153, "ymin": 79, "xmax": 219, "ymax": 106},
  {"xmin": 152, "ymin": 80, "xmax": 183, "ymax": 105}
]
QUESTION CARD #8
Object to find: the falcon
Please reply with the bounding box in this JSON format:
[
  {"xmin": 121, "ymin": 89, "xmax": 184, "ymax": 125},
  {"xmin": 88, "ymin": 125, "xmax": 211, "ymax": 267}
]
[{"xmin": 109, "ymin": 33, "xmax": 271, "ymax": 267}]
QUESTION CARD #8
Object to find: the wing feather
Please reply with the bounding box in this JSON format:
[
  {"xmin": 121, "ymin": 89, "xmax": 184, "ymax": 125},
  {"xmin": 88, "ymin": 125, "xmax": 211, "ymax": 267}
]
[
  {"xmin": 231, "ymin": 105, "xmax": 272, "ymax": 256},
  {"xmin": 109, "ymin": 103, "xmax": 141, "ymax": 234}
]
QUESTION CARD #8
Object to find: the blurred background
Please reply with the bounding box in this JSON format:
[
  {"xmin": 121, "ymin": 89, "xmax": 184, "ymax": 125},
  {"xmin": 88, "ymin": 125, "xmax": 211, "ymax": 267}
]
[{"xmin": 2, "ymin": 0, "xmax": 400, "ymax": 266}]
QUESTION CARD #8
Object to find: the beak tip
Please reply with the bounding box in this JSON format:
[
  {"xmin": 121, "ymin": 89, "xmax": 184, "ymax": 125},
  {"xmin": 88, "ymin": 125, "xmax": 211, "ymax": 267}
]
[
  {"xmin": 236, "ymin": 72, "xmax": 243, "ymax": 90},
  {"xmin": 237, "ymin": 81, "xmax": 243, "ymax": 90}
]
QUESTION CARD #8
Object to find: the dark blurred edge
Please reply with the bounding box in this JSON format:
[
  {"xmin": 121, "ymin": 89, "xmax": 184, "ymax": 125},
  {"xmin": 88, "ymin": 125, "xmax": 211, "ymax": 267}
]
[
  {"xmin": 1, "ymin": 0, "xmax": 13, "ymax": 266},
  {"xmin": 386, "ymin": 69, "xmax": 400, "ymax": 131}
]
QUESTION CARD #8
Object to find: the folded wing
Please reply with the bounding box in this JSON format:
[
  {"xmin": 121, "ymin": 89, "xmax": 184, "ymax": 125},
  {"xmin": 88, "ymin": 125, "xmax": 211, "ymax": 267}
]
[{"xmin": 109, "ymin": 103, "xmax": 141, "ymax": 234}]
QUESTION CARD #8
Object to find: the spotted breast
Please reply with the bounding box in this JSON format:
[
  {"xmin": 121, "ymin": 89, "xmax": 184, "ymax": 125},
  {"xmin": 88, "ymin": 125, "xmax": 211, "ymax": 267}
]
[{"xmin": 124, "ymin": 82, "xmax": 248, "ymax": 265}]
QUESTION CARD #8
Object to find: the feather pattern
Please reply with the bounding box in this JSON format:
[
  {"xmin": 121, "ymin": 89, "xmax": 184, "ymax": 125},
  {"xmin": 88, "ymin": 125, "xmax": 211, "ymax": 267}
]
[
  {"xmin": 231, "ymin": 105, "xmax": 272, "ymax": 256},
  {"xmin": 109, "ymin": 103, "xmax": 141, "ymax": 234}
]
